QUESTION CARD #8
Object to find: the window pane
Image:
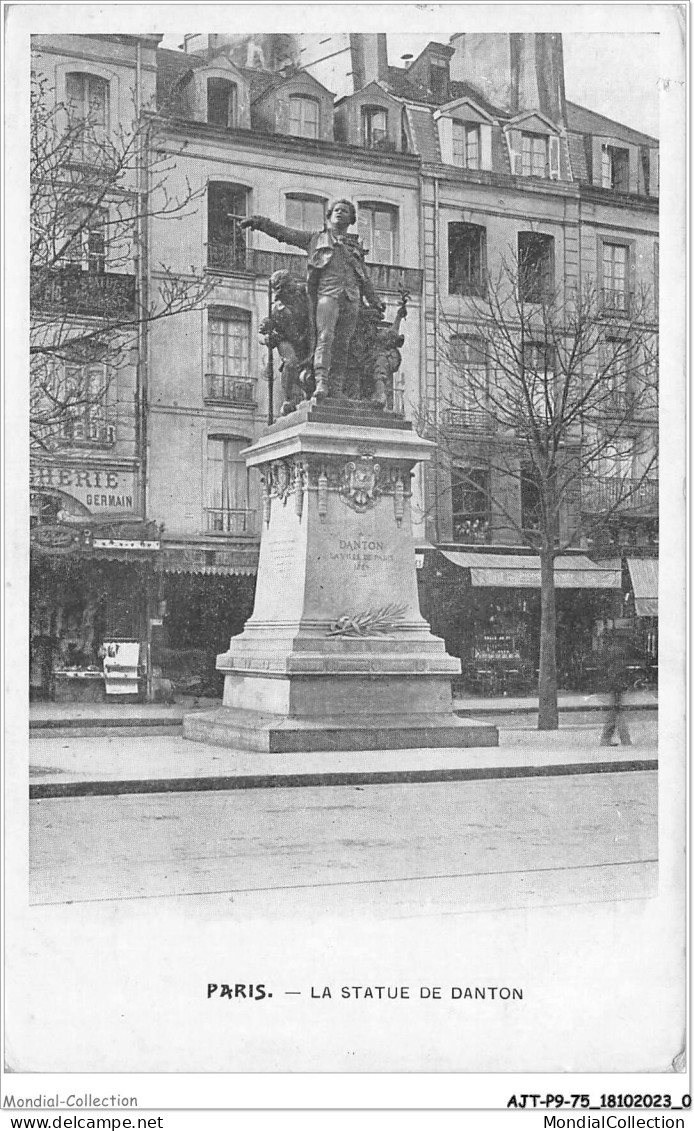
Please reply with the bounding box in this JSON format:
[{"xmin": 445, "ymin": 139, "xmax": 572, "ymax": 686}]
[
  {"xmin": 448, "ymin": 223, "xmax": 485, "ymax": 295},
  {"xmin": 289, "ymin": 97, "xmax": 319, "ymax": 139},
  {"xmin": 208, "ymin": 80, "xmax": 236, "ymax": 127},
  {"xmin": 357, "ymin": 209, "xmax": 371, "ymax": 248},
  {"xmin": 88, "ymin": 77, "xmax": 107, "ymax": 126},
  {"xmin": 363, "ymin": 108, "xmax": 388, "ymax": 146},
  {"xmin": 66, "ymin": 73, "xmax": 85, "ymax": 111},
  {"xmin": 208, "ymin": 314, "xmax": 250, "ymax": 376},
  {"xmin": 521, "ymin": 134, "xmax": 532, "ymax": 176},
  {"xmin": 208, "ymin": 183, "xmax": 248, "ymax": 269},
  {"xmin": 206, "ymin": 439, "xmax": 225, "ymax": 508},
  {"xmin": 452, "ymin": 121, "xmax": 465, "ymax": 166},
  {"xmin": 465, "ymin": 126, "xmax": 479, "ymax": 169},
  {"xmin": 373, "ymin": 210, "xmax": 394, "ymax": 263}
]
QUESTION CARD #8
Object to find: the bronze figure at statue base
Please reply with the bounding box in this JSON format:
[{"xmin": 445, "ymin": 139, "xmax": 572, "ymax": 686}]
[{"xmin": 184, "ymin": 197, "xmax": 497, "ymax": 755}]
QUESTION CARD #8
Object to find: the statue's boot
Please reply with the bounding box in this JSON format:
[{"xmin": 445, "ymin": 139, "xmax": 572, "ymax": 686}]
[
  {"xmin": 313, "ymin": 375, "xmax": 329, "ymax": 401},
  {"xmin": 281, "ymin": 401, "xmax": 297, "ymax": 416}
]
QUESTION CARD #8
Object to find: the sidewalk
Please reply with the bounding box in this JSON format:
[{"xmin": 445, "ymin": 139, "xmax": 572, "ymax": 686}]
[
  {"xmin": 28, "ymin": 688, "xmax": 658, "ymax": 732},
  {"xmin": 29, "ymin": 717, "xmax": 657, "ymax": 798}
]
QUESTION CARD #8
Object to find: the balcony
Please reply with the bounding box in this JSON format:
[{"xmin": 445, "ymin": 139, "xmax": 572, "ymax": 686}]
[
  {"xmin": 31, "ymin": 268, "xmax": 136, "ymax": 318},
  {"xmin": 366, "ymin": 261, "xmax": 423, "ymax": 296},
  {"xmin": 442, "ymin": 407, "xmax": 494, "ymax": 432},
  {"xmin": 600, "ymin": 287, "xmax": 633, "ymax": 317},
  {"xmin": 581, "ymin": 476, "xmax": 658, "ymax": 515},
  {"xmin": 452, "ymin": 516, "xmax": 492, "ymax": 545},
  {"xmin": 206, "ymin": 508, "xmax": 257, "ymax": 536},
  {"xmin": 204, "ymin": 373, "xmax": 256, "ymax": 405},
  {"xmin": 206, "ymin": 244, "xmax": 423, "ymax": 295}
]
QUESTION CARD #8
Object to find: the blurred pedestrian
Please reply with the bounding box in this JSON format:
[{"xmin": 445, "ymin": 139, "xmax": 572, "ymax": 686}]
[{"xmin": 600, "ymin": 633, "xmax": 633, "ymax": 746}]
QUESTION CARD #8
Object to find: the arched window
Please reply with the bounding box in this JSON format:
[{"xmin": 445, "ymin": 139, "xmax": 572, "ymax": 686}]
[
  {"xmin": 361, "ymin": 106, "xmax": 388, "ymax": 148},
  {"xmin": 65, "ymin": 72, "xmax": 109, "ymax": 156},
  {"xmin": 285, "ymin": 193, "xmax": 326, "ymax": 231},
  {"xmin": 207, "ymin": 183, "xmax": 249, "ymax": 271},
  {"xmin": 207, "ymin": 79, "xmax": 237, "ymax": 127},
  {"xmin": 288, "ymin": 96, "xmax": 320, "ymax": 139}
]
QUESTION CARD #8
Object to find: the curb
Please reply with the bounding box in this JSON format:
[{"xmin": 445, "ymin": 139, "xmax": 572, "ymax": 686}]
[
  {"xmin": 30, "ymin": 757, "xmax": 658, "ymax": 798},
  {"xmin": 29, "ymin": 701, "xmax": 658, "ymax": 732}
]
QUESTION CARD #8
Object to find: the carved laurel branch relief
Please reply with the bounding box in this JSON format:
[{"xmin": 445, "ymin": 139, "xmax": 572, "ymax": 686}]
[{"xmin": 327, "ymin": 603, "xmax": 408, "ymax": 637}]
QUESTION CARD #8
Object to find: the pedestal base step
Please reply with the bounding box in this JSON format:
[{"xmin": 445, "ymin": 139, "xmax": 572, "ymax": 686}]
[{"xmin": 183, "ymin": 707, "xmax": 498, "ymax": 753}]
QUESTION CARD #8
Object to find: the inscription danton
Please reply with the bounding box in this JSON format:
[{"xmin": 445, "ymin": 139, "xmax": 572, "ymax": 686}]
[{"xmin": 330, "ymin": 536, "xmax": 394, "ymax": 573}]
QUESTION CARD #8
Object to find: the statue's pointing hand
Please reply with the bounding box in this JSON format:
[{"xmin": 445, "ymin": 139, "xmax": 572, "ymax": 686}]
[{"xmin": 239, "ymin": 216, "xmax": 261, "ymax": 231}]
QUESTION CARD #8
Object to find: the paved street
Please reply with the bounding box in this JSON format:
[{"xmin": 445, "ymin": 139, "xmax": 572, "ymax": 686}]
[{"xmin": 30, "ymin": 766, "xmax": 657, "ymax": 917}]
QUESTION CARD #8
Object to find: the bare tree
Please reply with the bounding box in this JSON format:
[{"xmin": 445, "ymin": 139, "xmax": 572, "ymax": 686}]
[
  {"xmin": 422, "ymin": 254, "xmax": 658, "ymax": 729},
  {"xmin": 30, "ymin": 72, "xmax": 211, "ymax": 450}
]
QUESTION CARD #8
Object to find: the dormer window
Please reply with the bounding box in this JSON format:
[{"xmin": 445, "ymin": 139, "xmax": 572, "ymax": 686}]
[
  {"xmin": 452, "ymin": 121, "xmax": 480, "ymax": 170},
  {"xmin": 207, "ymin": 79, "xmax": 237, "ymax": 127},
  {"xmin": 601, "ymin": 145, "xmax": 629, "ymax": 192},
  {"xmin": 289, "ymin": 95, "xmax": 320, "ymax": 139},
  {"xmin": 521, "ymin": 133, "xmax": 548, "ymax": 178},
  {"xmin": 362, "ymin": 106, "xmax": 388, "ymax": 148}
]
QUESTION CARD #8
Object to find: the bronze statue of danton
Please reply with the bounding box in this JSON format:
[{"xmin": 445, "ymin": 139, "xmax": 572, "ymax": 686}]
[{"xmin": 240, "ymin": 199, "xmax": 386, "ymax": 401}]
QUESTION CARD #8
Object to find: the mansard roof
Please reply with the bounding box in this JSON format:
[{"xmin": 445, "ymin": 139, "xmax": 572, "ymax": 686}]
[{"xmin": 566, "ymin": 100, "xmax": 658, "ymax": 147}]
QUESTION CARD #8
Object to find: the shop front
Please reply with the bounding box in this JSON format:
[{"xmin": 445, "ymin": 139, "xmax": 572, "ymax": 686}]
[
  {"xmin": 151, "ymin": 545, "xmax": 258, "ymax": 697},
  {"xmin": 417, "ymin": 548, "xmax": 623, "ymax": 694},
  {"xmin": 623, "ymin": 556, "xmax": 658, "ymax": 684},
  {"xmin": 30, "ymin": 466, "xmax": 160, "ymax": 701}
]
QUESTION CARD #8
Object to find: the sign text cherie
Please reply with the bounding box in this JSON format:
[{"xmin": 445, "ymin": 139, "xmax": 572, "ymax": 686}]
[{"xmin": 31, "ymin": 466, "xmax": 121, "ymax": 490}]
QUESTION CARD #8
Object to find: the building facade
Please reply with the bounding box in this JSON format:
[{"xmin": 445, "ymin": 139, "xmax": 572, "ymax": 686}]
[
  {"xmin": 30, "ymin": 33, "xmax": 163, "ymax": 700},
  {"xmin": 29, "ymin": 31, "xmax": 658, "ymax": 699}
]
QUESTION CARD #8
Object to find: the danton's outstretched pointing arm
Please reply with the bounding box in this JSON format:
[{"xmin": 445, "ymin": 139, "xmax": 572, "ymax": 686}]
[{"xmin": 240, "ymin": 215, "xmax": 313, "ymax": 252}]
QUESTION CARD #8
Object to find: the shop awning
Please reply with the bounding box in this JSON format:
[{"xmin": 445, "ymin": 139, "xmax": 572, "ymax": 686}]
[
  {"xmin": 626, "ymin": 558, "xmax": 658, "ymax": 616},
  {"xmin": 439, "ymin": 551, "xmax": 622, "ymax": 589},
  {"xmin": 155, "ymin": 547, "xmax": 258, "ymax": 576}
]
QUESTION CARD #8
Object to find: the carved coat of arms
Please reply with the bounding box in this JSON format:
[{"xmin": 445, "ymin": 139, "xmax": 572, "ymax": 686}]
[
  {"xmin": 271, "ymin": 460, "xmax": 293, "ymax": 503},
  {"xmin": 339, "ymin": 455, "xmax": 381, "ymax": 512}
]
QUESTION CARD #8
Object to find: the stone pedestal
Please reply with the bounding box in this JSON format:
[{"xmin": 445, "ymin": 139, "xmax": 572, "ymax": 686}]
[{"xmin": 184, "ymin": 401, "xmax": 497, "ymax": 752}]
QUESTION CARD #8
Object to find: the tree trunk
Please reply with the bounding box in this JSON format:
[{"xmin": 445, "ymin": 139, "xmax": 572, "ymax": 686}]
[{"xmin": 538, "ymin": 544, "xmax": 559, "ymax": 729}]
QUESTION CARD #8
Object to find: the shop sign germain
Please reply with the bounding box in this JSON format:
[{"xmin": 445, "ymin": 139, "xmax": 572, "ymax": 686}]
[{"xmin": 30, "ymin": 464, "xmax": 137, "ymax": 514}]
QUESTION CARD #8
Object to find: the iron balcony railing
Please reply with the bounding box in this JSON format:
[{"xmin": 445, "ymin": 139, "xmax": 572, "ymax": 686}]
[
  {"xmin": 206, "ymin": 508, "xmax": 257, "ymax": 536},
  {"xmin": 207, "ymin": 244, "xmax": 423, "ymax": 294},
  {"xmin": 601, "ymin": 287, "xmax": 634, "ymax": 316},
  {"xmin": 452, "ymin": 517, "xmax": 492, "ymax": 544},
  {"xmin": 204, "ymin": 374, "xmax": 256, "ymax": 404},
  {"xmin": 442, "ymin": 407, "xmax": 495, "ymax": 432},
  {"xmin": 581, "ymin": 475, "xmax": 658, "ymax": 513},
  {"xmin": 31, "ymin": 268, "xmax": 136, "ymax": 317}
]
